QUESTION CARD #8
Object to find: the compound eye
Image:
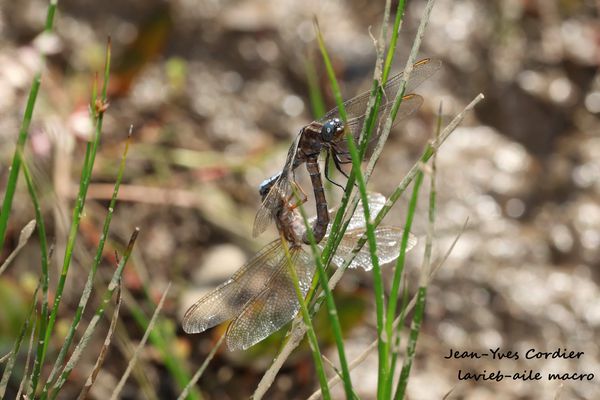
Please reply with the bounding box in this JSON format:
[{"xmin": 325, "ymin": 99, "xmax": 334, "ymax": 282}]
[
  {"xmin": 258, "ymin": 184, "xmax": 269, "ymax": 198},
  {"xmin": 258, "ymin": 173, "xmax": 279, "ymax": 198},
  {"xmin": 321, "ymin": 121, "xmax": 336, "ymax": 142}
]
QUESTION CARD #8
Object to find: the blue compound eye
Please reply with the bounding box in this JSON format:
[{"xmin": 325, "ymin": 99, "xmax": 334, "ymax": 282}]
[
  {"xmin": 258, "ymin": 173, "xmax": 280, "ymax": 198},
  {"xmin": 321, "ymin": 118, "xmax": 343, "ymax": 142}
]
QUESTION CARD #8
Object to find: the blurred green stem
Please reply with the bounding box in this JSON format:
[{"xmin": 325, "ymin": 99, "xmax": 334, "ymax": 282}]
[
  {"xmin": 31, "ymin": 38, "xmax": 112, "ymax": 394},
  {"xmin": 384, "ymin": 169, "xmax": 423, "ymax": 398},
  {"xmin": 42, "ymin": 128, "xmax": 132, "ymax": 394},
  {"xmin": 394, "ymin": 104, "xmax": 442, "ymax": 400},
  {"xmin": 344, "ymin": 132, "xmax": 388, "ymax": 398},
  {"xmin": 294, "ymin": 191, "xmax": 354, "ymax": 399},
  {"xmin": 280, "ymin": 234, "xmax": 332, "ymax": 400},
  {"xmin": 0, "ymin": 0, "xmax": 57, "ymax": 253}
]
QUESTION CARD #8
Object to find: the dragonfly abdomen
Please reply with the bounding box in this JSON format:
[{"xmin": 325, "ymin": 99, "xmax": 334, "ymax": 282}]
[{"xmin": 304, "ymin": 156, "xmax": 329, "ymax": 244}]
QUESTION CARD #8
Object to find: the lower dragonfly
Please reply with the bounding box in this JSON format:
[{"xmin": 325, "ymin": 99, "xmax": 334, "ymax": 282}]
[
  {"xmin": 254, "ymin": 59, "xmax": 441, "ymax": 245},
  {"xmin": 182, "ymin": 191, "xmax": 417, "ymax": 351}
]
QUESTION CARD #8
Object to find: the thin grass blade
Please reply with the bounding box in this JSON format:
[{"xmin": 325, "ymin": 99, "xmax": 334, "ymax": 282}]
[
  {"xmin": 293, "ymin": 194, "xmax": 353, "ymax": 399},
  {"xmin": 0, "ymin": 220, "xmax": 35, "ymax": 276},
  {"xmin": 280, "ymin": 234, "xmax": 332, "ymax": 400},
  {"xmin": 15, "ymin": 300, "xmax": 38, "ymax": 400},
  {"xmin": 20, "ymin": 152, "xmax": 51, "ymax": 397},
  {"xmin": 109, "ymin": 282, "xmax": 171, "ymax": 400},
  {"xmin": 45, "ymin": 126, "xmax": 132, "ymax": 388},
  {"xmin": 304, "ymin": 54, "xmax": 326, "ymax": 120},
  {"xmin": 126, "ymin": 287, "xmax": 202, "ymax": 400},
  {"xmin": 344, "ymin": 132, "xmax": 389, "ymax": 398},
  {"xmin": 31, "ymin": 38, "xmax": 113, "ymax": 394},
  {"xmin": 393, "ymin": 112, "xmax": 440, "ymax": 400},
  {"xmin": 77, "ymin": 285, "xmax": 123, "ymax": 400},
  {"xmin": 309, "ymin": 222, "xmax": 468, "ymax": 400},
  {"xmin": 44, "ymin": 228, "xmax": 139, "ymax": 400},
  {"xmin": 0, "ymin": 282, "xmax": 40, "ymax": 398},
  {"xmin": 321, "ymin": 0, "xmax": 410, "ymax": 267},
  {"xmin": 177, "ymin": 335, "xmax": 225, "ymax": 400},
  {"xmin": 0, "ymin": 0, "xmax": 57, "ymax": 253},
  {"xmin": 314, "ymin": 18, "xmax": 347, "ymax": 122},
  {"xmin": 384, "ymin": 169, "xmax": 424, "ymax": 397}
]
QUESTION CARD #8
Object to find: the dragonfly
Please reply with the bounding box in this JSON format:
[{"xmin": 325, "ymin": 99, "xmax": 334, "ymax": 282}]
[
  {"xmin": 254, "ymin": 58, "xmax": 441, "ymax": 245},
  {"xmin": 182, "ymin": 191, "xmax": 417, "ymax": 351}
]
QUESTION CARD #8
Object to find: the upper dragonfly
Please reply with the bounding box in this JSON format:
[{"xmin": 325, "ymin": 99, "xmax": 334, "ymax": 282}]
[
  {"xmin": 182, "ymin": 191, "xmax": 416, "ymax": 351},
  {"xmin": 254, "ymin": 59, "xmax": 441, "ymax": 245}
]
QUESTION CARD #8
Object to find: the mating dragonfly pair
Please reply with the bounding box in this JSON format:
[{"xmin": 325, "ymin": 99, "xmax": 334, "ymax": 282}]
[{"xmin": 183, "ymin": 59, "xmax": 441, "ymax": 351}]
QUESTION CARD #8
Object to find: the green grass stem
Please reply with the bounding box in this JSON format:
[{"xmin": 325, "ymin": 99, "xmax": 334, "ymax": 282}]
[
  {"xmin": 177, "ymin": 335, "xmax": 225, "ymax": 400},
  {"xmin": 19, "ymin": 153, "xmax": 50, "ymax": 396},
  {"xmin": 15, "ymin": 306, "xmax": 37, "ymax": 399},
  {"xmin": 293, "ymin": 190, "xmax": 354, "ymax": 399},
  {"xmin": 42, "ymin": 126, "xmax": 132, "ymax": 392},
  {"xmin": 393, "ymin": 104, "xmax": 442, "ymax": 400},
  {"xmin": 279, "ymin": 234, "xmax": 331, "ymax": 400},
  {"xmin": 31, "ymin": 38, "xmax": 112, "ymax": 394},
  {"xmin": 383, "ymin": 169, "xmax": 424, "ymax": 398},
  {"xmin": 314, "ymin": 19, "xmax": 347, "ymax": 123},
  {"xmin": 0, "ymin": 0, "xmax": 58, "ymax": 253},
  {"xmin": 45, "ymin": 228, "xmax": 140, "ymax": 400},
  {"xmin": 77, "ymin": 285, "xmax": 123, "ymax": 400},
  {"xmin": 382, "ymin": 0, "xmax": 407, "ymax": 82},
  {"xmin": 109, "ymin": 282, "xmax": 171, "ymax": 400},
  {"xmin": 344, "ymin": 133, "xmax": 389, "ymax": 398},
  {"xmin": 387, "ymin": 279, "xmax": 410, "ymax": 397},
  {"xmin": 126, "ymin": 287, "xmax": 202, "ymax": 400},
  {"xmin": 317, "ymin": 0, "xmax": 406, "ymax": 281},
  {"xmin": 304, "ymin": 55, "xmax": 326, "ymax": 119},
  {"xmin": 0, "ymin": 282, "xmax": 40, "ymax": 397}
]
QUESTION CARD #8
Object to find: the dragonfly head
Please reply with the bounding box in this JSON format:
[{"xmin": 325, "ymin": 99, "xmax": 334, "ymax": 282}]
[
  {"xmin": 258, "ymin": 173, "xmax": 280, "ymax": 200},
  {"xmin": 320, "ymin": 118, "xmax": 343, "ymax": 142}
]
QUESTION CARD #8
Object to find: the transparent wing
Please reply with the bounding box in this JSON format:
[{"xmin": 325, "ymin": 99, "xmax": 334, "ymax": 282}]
[
  {"xmin": 331, "ymin": 94, "xmax": 424, "ymax": 162},
  {"xmin": 320, "ymin": 192, "xmax": 387, "ymax": 236},
  {"xmin": 182, "ymin": 240, "xmax": 283, "ymax": 334},
  {"xmin": 318, "ymin": 59, "xmax": 441, "ymax": 124},
  {"xmin": 328, "ymin": 226, "xmax": 417, "ymax": 271},
  {"xmin": 346, "ymin": 93, "xmax": 423, "ymax": 137},
  {"xmin": 345, "ymin": 192, "xmax": 387, "ymax": 231},
  {"xmin": 253, "ymin": 133, "xmax": 302, "ymax": 237},
  {"xmin": 253, "ymin": 176, "xmax": 289, "ymax": 237},
  {"xmin": 226, "ymin": 247, "xmax": 314, "ymax": 351}
]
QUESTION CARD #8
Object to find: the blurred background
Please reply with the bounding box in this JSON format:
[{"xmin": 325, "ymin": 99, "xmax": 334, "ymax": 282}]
[{"xmin": 1, "ymin": 0, "xmax": 599, "ymax": 399}]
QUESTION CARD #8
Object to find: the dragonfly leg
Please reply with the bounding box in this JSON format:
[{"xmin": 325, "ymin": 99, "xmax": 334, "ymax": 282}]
[
  {"xmin": 333, "ymin": 151, "xmax": 353, "ymax": 164},
  {"xmin": 332, "ymin": 152, "xmax": 351, "ymax": 179},
  {"xmin": 287, "ymin": 181, "xmax": 307, "ymax": 209},
  {"xmin": 332, "ymin": 150, "xmax": 359, "ymax": 189},
  {"xmin": 324, "ymin": 150, "xmax": 345, "ymax": 190}
]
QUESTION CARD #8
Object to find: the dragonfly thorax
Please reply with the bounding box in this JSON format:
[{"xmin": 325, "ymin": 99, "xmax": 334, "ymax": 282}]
[{"xmin": 320, "ymin": 118, "xmax": 343, "ymax": 142}]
